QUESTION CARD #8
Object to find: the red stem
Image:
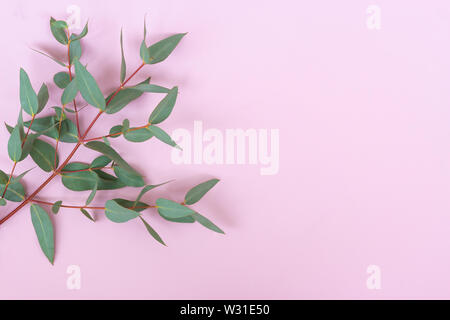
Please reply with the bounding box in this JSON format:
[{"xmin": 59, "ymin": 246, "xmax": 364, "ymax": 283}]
[
  {"xmin": 31, "ymin": 199, "xmax": 155, "ymax": 210},
  {"xmin": 61, "ymin": 166, "xmax": 114, "ymax": 174}
]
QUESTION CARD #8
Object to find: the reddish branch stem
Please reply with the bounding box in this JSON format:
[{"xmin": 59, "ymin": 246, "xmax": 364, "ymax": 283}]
[
  {"xmin": 31, "ymin": 199, "xmax": 156, "ymax": 210},
  {"xmin": 60, "ymin": 166, "xmax": 114, "ymax": 174},
  {"xmin": 0, "ymin": 63, "xmax": 146, "ymax": 226}
]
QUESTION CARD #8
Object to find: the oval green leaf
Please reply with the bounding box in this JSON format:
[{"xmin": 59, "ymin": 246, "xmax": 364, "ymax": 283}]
[
  {"xmin": 192, "ymin": 212, "xmax": 224, "ymax": 234},
  {"xmin": 37, "ymin": 83, "xmax": 49, "ymax": 113},
  {"xmin": 52, "ymin": 200, "xmax": 63, "ymax": 214},
  {"xmin": 30, "ymin": 139, "xmax": 58, "ymax": 172},
  {"xmin": 61, "ymin": 79, "xmax": 78, "ymax": 105},
  {"xmin": 54, "ymin": 72, "xmax": 71, "ymax": 89},
  {"xmin": 147, "ymin": 125, "xmax": 179, "ymax": 149},
  {"xmin": 105, "ymin": 199, "xmax": 140, "ymax": 223},
  {"xmin": 8, "ymin": 124, "xmax": 22, "ymax": 162},
  {"xmin": 185, "ymin": 178, "xmax": 220, "ymax": 205},
  {"xmin": 74, "ymin": 59, "xmax": 105, "ymax": 110},
  {"xmin": 156, "ymin": 198, "xmax": 196, "ymax": 219},
  {"xmin": 50, "ymin": 18, "xmax": 68, "ymax": 45},
  {"xmin": 147, "ymin": 33, "xmax": 187, "ymax": 64},
  {"xmin": 30, "ymin": 204, "xmax": 55, "ymax": 264},
  {"xmin": 123, "ymin": 127, "xmax": 153, "ymax": 142},
  {"xmin": 20, "ymin": 68, "xmax": 39, "ymax": 116},
  {"xmin": 139, "ymin": 216, "xmax": 166, "ymax": 246},
  {"xmin": 148, "ymin": 87, "xmax": 178, "ymax": 124}
]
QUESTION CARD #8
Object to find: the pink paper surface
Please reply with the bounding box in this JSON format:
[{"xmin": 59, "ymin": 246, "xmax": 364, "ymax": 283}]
[{"xmin": 0, "ymin": 0, "xmax": 450, "ymax": 299}]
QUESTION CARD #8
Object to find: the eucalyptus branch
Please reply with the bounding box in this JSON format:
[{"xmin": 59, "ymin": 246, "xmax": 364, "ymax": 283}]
[{"xmin": 0, "ymin": 16, "xmax": 223, "ymax": 264}]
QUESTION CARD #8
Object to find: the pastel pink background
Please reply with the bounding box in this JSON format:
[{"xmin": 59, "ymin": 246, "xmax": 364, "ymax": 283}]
[{"xmin": 0, "ymin": 0, "xmax": 449, "ymax": 299}]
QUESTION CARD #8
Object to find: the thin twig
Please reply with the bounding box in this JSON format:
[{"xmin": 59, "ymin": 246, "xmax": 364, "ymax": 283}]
[{"xmin": 31, "ymin": 199, "xmax": 156, "ymax": 210}]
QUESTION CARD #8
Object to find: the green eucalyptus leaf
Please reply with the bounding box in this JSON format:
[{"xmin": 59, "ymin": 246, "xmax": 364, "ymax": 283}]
[
  {"xmin": 103, "ymin": 137, "xmax": 110, "ymax": 145},
  {"xmin": 140, "ymin": 19, "xmax": 149, "ymax": 63},
  {"xmin": 148, "ymin": 87, "xmax": 178, "ymax": 124},
  {"xmin": 20, "ymin": 68, "xmax": 39, "ymax": 116},
  {"xmin": 120, "ymin": 29, "xmax": 126, "ymax": 83},
  {"xmin": 113, "ymin": 198, "xmax": 149, "ymax": 212},
  {"xmin": 7, "ymin": 115, "xmax": 39, "ymax": 162},
  {"xmin": 113, "ymin": 166, "xmax": 145, "ymax": 187},
  {"xmin": 105, "ymin": 88, "xmax": 144, "ymax": 114},
  {"xmin": 37, "ymin": 83, "xmax": 49, "ymax": 113},
  {"xmin": 109, "ymin": 125, "xmax": 123, "ymax": 138},
  {"xmin": 85, "ymin": 182, "xmax": 97, "ymax": 205},
  {"xmin": 80, "ymin": 208, "xmax": 95, "ymax": 222},
  {"xmin": 0, "ymin": 171, "xmax": 25, "ymax": 202},
  {"xmin": 105, "ymin": 199, "xmax": 140, "ymax": 223},
  {"xmin": 8, "ymin": 125, "xmax": 22, "ymax": 162},
  {"xmin": 123, "ymin": 127, "xmax": 153, "ymax": 142},
  {"xmin": 0, "ymin": 198, "xmax": 6, "ymax": 206},
  {"xmin": 71, "ymin": 22, "xmax": 88, "ymax": 41},
  {"xmin": 156, "ymin": 198, "xmax": 196, "ymax": 219},
  {"xmin": 0, "ymin": 170, "xmax": 8, "ymax": 183},
  {"xmin": 84, "ymin": 141, "xmax": 141, "ymax": 176},
  {"xmin": 139, "ymin": 216, "xmax": 166, "ymax": 246},
  {"xmin": 147, "ymin": 125, "xmax": 179, "ymax": 149},
  {"xmin": 52, "ymin": 201, "xmax": 62, "ymax": 214},
  {"xmin": 192, "ymin": 212, "xmax": 224, "ymax": 234},
  {"xmin": 69, "ymin": 34, "xmax": 82, "ymax": 64},
  {"xmin": 65, "ymin": 107, "xmax": 76, "ymax": 113},
  {"xmin": 0, "ymin": 180, "xmax": 25, "ymax": 202},
  {"xmin": 30, "ymin": 204, "xmax": 55, "ymax": 264},
  {"xmin": 134, "ymin": 180, "xmax": 174, "ymax": 205},
  {"xmin": 185, "ymin": 178, "xmax": 220, "ymax": 205},
  {"xmin": 61, "ymin": 163, "xmax": 98, "ymax": 191},
  {"xmin": 17, "ymin": 110, "xmax": 25, "ymax": 140},
  {"xmin": 162, "ymin": 216, "xmax": 196, "ymax": 223},
  {"xmin": 122, "ymin": 119, "xmax": 130, "ymax": 133},
  {"xmin": 24, "ymin": 116, "xmax": 78, "ymax": 143},
  {"xmin": 50, "ymin": 17, "xmax": 68, "ymax": 45},
  {"xmin": 30, "ymin": 48, "xmax": 66, "ymax": 67},
  {"xmin": 20, "ymin": 133, "xmax": 39, "ymax": 161},
  {"xmin": 140, "ymin": 40, "xmax": 150, "ymax": 63},
  {"xmin": 134, "ymin": 83, "xmax": 170, "ymax": 93},
  {"xmin": 147, "ymin": 33, "xmax": 187, "ymax": 64},
  {"xmin": 74, "ymin": 59, "xmax": 105, "ymax": 110},
  {"xmin": 52, "ymin": 107, "xmax": 66, "ymax": 121},
  {"xmin": 30, "ymin": 139, "xmax": 58, "ymax": 172},
  {"xmin": 95, "ymin": 170, "xmax": 125, "ymax": 190},
  {"xmin": 54, "ymin": 72, "xmax": 71, "ymax": 89},
  {"xmin": 5, "ymin": 122, "xmax": 14, "ymax": 134},
  {"xmin": 91, "ymin": 155, "xmax": 111, "ymax": 168},
  {"xmin": 61, "ymin": 79, "xmax": 78, "ymax": 105}
]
